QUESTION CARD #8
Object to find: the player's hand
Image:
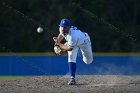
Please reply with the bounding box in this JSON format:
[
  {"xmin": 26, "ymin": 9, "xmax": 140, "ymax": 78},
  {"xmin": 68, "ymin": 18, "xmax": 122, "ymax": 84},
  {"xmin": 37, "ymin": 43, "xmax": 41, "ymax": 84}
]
[
  {"xmin": 53, "ymin": 37, "xmax": 60, "ymax": 46},
  {"xmin": 53, "ymin": 37, "xmax": 58, "ymax": 42}
]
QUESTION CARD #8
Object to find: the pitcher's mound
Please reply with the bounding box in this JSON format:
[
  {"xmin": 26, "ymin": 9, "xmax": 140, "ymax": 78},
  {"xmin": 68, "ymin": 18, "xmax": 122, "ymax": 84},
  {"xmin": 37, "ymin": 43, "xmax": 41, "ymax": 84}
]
[{"xmin": 0, "ymin": 75, "xmax": 140, "ymax": 93}]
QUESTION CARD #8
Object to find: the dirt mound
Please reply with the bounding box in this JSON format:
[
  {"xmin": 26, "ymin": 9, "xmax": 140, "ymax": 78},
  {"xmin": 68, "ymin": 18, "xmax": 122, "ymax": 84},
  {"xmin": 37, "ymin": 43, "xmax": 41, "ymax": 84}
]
[{"xmin": 0, "ymin": 75, "xmax": 140, "ymax": 93}]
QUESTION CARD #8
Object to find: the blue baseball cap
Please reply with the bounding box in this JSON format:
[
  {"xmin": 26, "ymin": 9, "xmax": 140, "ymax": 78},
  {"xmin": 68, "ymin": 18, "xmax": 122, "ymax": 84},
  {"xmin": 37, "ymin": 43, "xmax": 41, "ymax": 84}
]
[{"xmin": 59, "ymin": 18, "xmax": 71, "ymax": 27}]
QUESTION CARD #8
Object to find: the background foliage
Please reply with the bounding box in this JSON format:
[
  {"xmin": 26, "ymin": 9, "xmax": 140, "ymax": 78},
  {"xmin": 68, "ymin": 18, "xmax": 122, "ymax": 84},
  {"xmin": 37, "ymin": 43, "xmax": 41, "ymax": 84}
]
[{"xmin": 0, "ymin": 0, "xmax": 140, "ymax": 52}]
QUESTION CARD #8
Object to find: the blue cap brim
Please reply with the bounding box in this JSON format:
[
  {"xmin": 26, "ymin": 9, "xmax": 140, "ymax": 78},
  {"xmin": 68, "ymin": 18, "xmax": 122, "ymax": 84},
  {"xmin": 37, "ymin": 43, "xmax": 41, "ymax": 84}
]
[{"xmin": 59, "ymin": 25, "xmax": 67, "ymax": 27}]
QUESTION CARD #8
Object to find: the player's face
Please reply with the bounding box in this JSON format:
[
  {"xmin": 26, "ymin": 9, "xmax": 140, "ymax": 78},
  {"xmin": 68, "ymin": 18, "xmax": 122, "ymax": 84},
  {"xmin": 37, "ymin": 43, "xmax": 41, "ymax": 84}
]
[{"xmin": 59, "ymin": 26, "xmax": 69, "ymax": 34}]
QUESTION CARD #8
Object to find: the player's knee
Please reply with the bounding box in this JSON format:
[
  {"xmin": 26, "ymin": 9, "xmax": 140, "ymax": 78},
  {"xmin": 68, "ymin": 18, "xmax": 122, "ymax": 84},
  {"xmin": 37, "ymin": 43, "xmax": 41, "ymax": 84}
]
[
  {"xmin": 83, "ymin": 58, "xmax": 93, "ymax": 64},
  {"xmin": 86, "ymin": 59, "xmax": 93, "ymax": 64}
]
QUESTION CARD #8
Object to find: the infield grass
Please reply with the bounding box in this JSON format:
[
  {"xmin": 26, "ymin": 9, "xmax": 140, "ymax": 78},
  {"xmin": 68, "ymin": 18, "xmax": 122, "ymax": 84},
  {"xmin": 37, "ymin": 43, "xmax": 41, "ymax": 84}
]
[{"xmin": 0, "ymin": 76, "xmax": 30, "ymax": 80}]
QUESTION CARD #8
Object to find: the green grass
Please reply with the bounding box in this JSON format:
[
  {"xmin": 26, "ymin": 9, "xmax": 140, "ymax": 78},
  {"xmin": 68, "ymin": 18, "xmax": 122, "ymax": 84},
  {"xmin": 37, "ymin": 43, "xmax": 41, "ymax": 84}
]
[
  {"xmin": 0, "ymin": 52, "xmax": 56, "ymax": 56},
  {"xmin": 94, "ymin": 52, "xmax": 140, "ymax": 56},
  {"xmin": 0, "ymin": 52, "xmax": 140, "ymax": 56},
  {"xmin": 0, "ymin": 76, "xmax": 30, "ymax": 80}
]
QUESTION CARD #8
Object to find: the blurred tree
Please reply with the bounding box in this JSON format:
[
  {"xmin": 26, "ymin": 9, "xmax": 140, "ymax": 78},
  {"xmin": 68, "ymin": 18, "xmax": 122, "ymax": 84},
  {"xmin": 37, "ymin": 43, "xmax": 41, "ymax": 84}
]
[{"xmin": 0, "ymin": 0, "xmax": 139, "ymax": 52}]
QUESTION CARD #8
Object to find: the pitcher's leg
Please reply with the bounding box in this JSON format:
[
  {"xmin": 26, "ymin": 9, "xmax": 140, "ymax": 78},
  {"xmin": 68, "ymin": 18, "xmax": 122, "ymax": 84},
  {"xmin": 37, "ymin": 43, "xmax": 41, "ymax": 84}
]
[
  {"xmin": 68, "ymin": 62, "xmax": 76, "ymax": 85},
  {"xmin": 80, "ymin": 41, "xmax": 93, "ymax": 64},
  {"xmin": 67, "ymin": 47, "xmax": 79, "ymax": 85},
  {"xmin": 67, "ymin": 47, "xmax": 79, "ymax": 62}
]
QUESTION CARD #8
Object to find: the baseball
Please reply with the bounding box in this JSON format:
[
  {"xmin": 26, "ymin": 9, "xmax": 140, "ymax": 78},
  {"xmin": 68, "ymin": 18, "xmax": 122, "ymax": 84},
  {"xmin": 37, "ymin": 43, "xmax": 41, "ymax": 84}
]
[{"xmin": 37, "ymin": 27, "xmax": 43, "ymax": 33}]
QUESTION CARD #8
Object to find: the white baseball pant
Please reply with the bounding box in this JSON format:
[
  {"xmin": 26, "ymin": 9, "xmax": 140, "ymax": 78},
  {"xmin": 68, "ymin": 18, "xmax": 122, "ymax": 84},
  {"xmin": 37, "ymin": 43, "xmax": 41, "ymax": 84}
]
[{"xmin": 67, "ymin": 34, "xmax": 93, "ymax": 64}]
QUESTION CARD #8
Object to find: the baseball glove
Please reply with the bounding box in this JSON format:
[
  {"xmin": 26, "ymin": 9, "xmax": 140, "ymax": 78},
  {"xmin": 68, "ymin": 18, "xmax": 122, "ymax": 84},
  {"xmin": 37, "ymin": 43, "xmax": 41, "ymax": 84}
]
[{"xmin": 54, "ymin": 45, "xmax": 65, "ymax": 55}]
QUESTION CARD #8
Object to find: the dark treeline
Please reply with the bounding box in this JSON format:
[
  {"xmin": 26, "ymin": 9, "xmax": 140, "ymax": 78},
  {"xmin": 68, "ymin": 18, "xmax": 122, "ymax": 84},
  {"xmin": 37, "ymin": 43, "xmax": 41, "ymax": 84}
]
[{"xmin": 0, "ymin": 0, "xmax": 140, "ymax": 52}]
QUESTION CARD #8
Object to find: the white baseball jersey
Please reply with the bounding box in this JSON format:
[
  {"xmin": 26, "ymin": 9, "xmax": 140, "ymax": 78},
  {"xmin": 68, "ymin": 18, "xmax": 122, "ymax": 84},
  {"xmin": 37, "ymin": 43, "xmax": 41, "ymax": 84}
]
[{"xmin": 60, "ymin": 26, "xmax": 93, "ymax": 64}]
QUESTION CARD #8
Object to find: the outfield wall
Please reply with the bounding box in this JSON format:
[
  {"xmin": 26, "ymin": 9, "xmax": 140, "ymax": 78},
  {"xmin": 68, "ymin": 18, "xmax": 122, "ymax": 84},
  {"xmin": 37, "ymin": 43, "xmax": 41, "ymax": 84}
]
[{"xmin": 0, "ymin": 54, "xmax": 140, "ymax": 75}]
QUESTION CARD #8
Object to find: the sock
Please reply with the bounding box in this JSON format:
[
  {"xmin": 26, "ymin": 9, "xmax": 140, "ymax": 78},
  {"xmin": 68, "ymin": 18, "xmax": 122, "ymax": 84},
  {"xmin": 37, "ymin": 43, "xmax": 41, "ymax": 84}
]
[{"xmin": 68, "ymin": 62, "xmax": 76, "ymax": 79}]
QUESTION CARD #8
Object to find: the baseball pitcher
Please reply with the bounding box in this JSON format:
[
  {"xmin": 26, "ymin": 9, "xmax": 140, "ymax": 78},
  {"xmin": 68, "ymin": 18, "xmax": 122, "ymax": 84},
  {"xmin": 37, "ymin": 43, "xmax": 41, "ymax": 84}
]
[{"xmin": 53, "ymin": 18, "xmax": 93, "ymax": 85}]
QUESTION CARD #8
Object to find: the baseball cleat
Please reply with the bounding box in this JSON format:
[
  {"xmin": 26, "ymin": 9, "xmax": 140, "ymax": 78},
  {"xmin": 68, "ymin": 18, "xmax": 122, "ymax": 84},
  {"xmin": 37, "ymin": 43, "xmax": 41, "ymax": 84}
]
[{"xmin": 68, "ymin": 78, "xmax": 76, "ymax": 85}]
